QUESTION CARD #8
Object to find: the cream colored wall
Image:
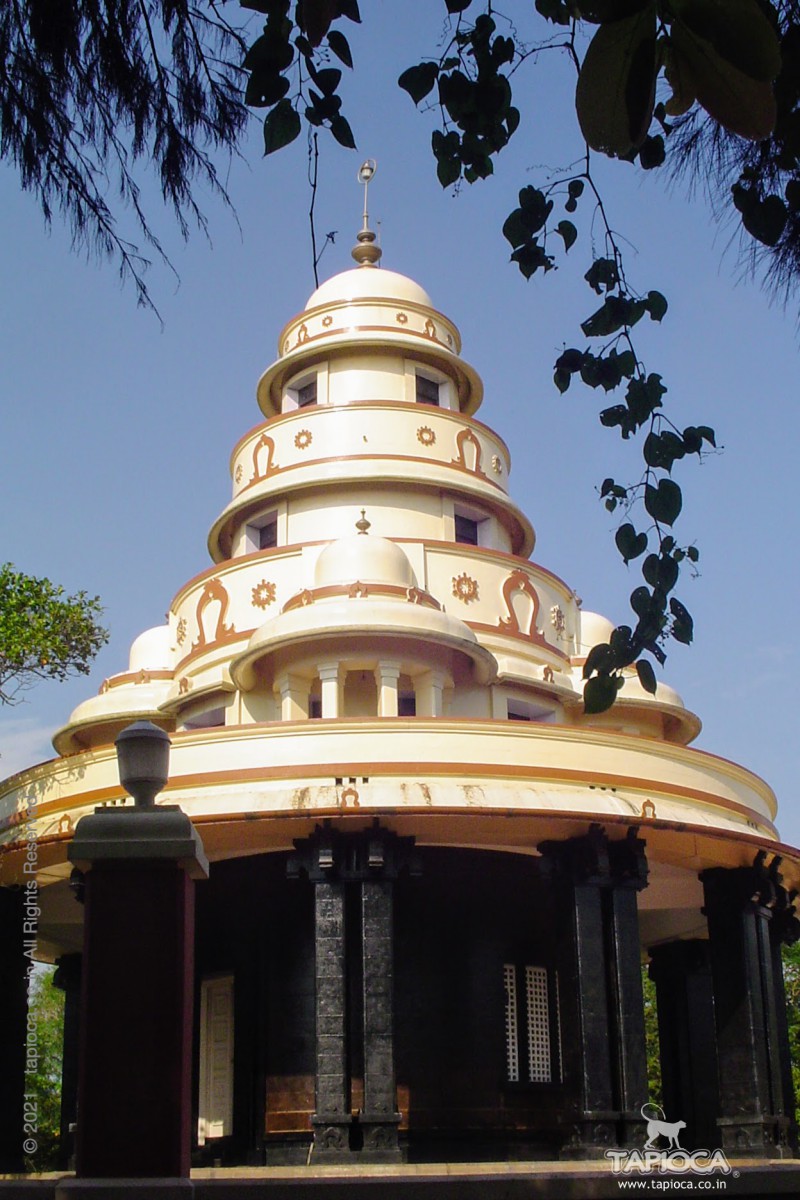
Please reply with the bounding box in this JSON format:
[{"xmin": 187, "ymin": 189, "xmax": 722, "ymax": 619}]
[{"xmin": 328, "ymin": 354, "xmax": 406, "ymax": 403}]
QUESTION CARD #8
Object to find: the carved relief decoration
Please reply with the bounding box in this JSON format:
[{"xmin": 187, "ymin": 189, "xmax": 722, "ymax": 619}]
[
  {"xmin": 192, "ymin": 577, "xmax": 235, "ymax": 649},
  {"xmin": 499, "ymin": 570, "xmax": 542, "ymax": 639},
  {"xmin": 296, "ymin": 322, "xmax": 309, "ymax": 346},
  {"xmin": 452, "ymin": 572, "xmax": 479, "ymax": 604},
  {"xmin": 250, "ymin": 433, "xmax": 278, "ymax": 483},
  {"xmin": 424, "ymin": 318, "xmax": 437, "ymax": 340},
  {"xmin": 452, "ymin": 427, "xmax": 485, "ymax": 476},
  {"xmin": 176, "ymin": 617, "xmax": 187, "ymax": 646},
  {"xmin": 294, "ymin": 429, "xmax": 313, "ymax": 450},
  {"xmin": 396, "ymin": 311, "xmax": 408, "ymax": 325},
  {"xmin": 542, "ymin": 665, "xmax": 555, "ymax": 683},
  {"xmin": 407, "ymin": 586, "xmax": 424, "ymax": 604},
  {"xmin": 234, "ymin": 463, "xmax": 243, "ymax": 484},
  {"xmin": 322, "ymin": 314, "xmax": 333, "ymax": 327},
  {"xmin": 179, "ymin": 677, "xmax": 191, "ymax": 695},
  {"xmin": 252, "ymin": 580, "xmax": 277, "ymax": 609},
  {"xmin": 491, "ymin": 454, "xmax": 503, "ymax": 475},
  {"xmin": 417, "ymin": 425, "xmax": 436, "ymax": 446},
  {"xmin": 348, "ymin": 581, "xmax": 368, "ymax": 598},
  {"xmin": 550, "ymin": 605, "xmax": 566, "ymax": 637}
]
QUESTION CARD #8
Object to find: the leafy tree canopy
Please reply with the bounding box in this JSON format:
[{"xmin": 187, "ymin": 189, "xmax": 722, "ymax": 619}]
[
  {"xmin": 0, "ymin": 564, "xmax": 108, "ymax": 705},
  {"xmin": 3, "ymin": 0, "xmax": 798, "ymax": 710}
]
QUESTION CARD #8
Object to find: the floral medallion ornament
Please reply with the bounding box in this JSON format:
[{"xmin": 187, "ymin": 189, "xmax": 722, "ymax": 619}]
[
  {"xmin": 322, "ymin": 314, "xmax": 333, "ymax": 327},
  {"xmin": 252, "ymin": 580, "xmax": 277, "ymax": 609},
  {"xmin": 452, "ymin": 572, "xmax": 479, "ymax": 604},
  {"xmin": 396, "ymin": 311, "xmax": 408, "ymax": 325},
  {"xmin": 176, "ymin": 617, "xmax": 187, "ymax": 645},
  {"xmin": 234, "ymin": 463, "xmax": 243, "ymax": 484},
  {"xmin": 294, "ymin": 429, "xmax": 312, "ymax": 450},
  {"xmin": 417, "ymin": 425, "xmax": 436, "ymax": 447},
  {"xmin": 491, "ymin": 454, "xmax": 503, "ymax": 475}
]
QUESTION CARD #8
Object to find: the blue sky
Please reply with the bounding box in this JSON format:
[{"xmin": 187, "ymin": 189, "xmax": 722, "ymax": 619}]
[{"xmin": 2, "ymin": 2, "xmax": 799, "ymax": 845}]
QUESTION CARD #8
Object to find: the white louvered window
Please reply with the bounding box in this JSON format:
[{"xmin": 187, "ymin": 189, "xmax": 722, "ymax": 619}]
[
  {"xmin": 504, "ymin": 963, "xmax": 558, "ymax": 1085},
  {"xmin": 198, "ymin": 974, "xmax": 235, "ymax": 1145},
  {"xmin": 504, "ymin": 963, "xmax": 519, "ymax": 1082}
]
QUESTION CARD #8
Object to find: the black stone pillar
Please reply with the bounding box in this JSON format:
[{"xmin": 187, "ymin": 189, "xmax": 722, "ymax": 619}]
[
  {"xmin": 0, "ymin": 888, "xmax": 27, "ymax": 1173},
  {"xmin": 702, "ymin": 852, "xmax": 795, "ymax": 1156},
  {"xmin": 648, "ymin": 940, "xmax": 719, "ymax": 1150},
  {"xmin": 312, "ymin": 878, "xmax": 352, "ymax": 1157},
  {"xmin": 540, "ymin": 825, "xmax": 649, "ymax": 1157},
  {"xmin": 361, "ymin": 878, "xmax": 401, "ymax": 1159},
  {"xmin": 290, "ymin": 823, "xmax": 415, "ymax": 1162},
  {"xmin": 52, "ymin": 953, "xmax": 82, "ymax": 1170}
]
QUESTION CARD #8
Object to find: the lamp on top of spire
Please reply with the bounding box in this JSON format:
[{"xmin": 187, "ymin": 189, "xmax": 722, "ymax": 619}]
[{"xmin": 352, "ymin": 159, "xmax": 382, "ymax": 267}]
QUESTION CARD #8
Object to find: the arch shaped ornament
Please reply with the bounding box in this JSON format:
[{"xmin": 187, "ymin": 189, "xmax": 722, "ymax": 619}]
[
  {"xmin": 498, "ymin": 570, "xmax": 546, "ymax": 644},
  {"xmin": 192, "ymin": 578, "xmax": 235, "ymax": 649},
  {"xmin": 452, "ymin": 427, "xmax": 486, "ymax": 477},
  {"xmin": 250, "ymin": 434, "xmax": 278, "ymax": 484}
]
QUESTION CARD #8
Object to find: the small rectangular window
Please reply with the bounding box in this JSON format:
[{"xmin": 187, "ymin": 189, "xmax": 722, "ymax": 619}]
[
  {"xmin": 416, "ymin": 376, "xmax": 440, "ymax": 406},
  {"xmin": 455, "ymin": 514, "xmax": 479, "ymax": 545},
  {"xmin": 398, "ymin": 693, "xmax": 416, "ymax": 717},
  {"xmin": 309, "ymin": 697, "xmax": 322, "ymax": 719},
  {"xmin": 258, "ymin": 519, "xmax": 277, "ymax": 550},
  {"xmin": 297, "ymin": 379, "xmax": 317, "ymax": 408}
]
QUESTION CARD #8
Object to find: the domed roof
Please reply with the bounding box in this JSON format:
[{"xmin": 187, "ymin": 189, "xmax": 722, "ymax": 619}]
[
  {"xmin": 314, "ymin": 534, "xmax": 416, "ymax": 589},
  {"xmin": 128, "ymin": 625, "xmax": 173, "ymax": 672},
  {"xmin": 306, "ymin": 266, "xmax": 434, "ymax": 311}
]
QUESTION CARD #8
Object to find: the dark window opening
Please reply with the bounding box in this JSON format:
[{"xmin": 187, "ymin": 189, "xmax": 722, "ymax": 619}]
[
  {"xmin": 416, "ymin": 376, "xmax": 440, "ymax": 406},
  {"xmin": 455, "ymin": 514, "xmax": 479, "ymax": 545},
  {"xmin": 297, "ymin": 379, "xmax": 317, "ymax": 408},
  {"xmin": 508, "ymin": 708, "xmax": 532, "ymax": 722},
  {"xmin": 184, "ymin": 706, "xmax": 226, "ymax": 731},
  {"xmin": 309, "ymin": 697, "xmax": 322, "ymax": 719},
  {"xmin": 258, "ymin": 519, "xmax": 277, "ymax": 550},
  {"xmin": 398, "ymin": 693, "xmax": 416, "ymax": 717},
  {"xmin": 504, "ymin": 963, "xmax": 560, "ymax": 1085}
]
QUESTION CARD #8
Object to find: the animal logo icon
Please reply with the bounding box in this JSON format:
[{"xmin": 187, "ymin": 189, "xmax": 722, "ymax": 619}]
[{"xmin": 641, "ymin": 1103, "xmax": 686, "ymax": 1150}]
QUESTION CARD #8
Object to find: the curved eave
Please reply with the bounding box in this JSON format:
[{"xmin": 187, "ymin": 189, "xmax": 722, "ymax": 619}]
[
  {"xmin": 562, "ymin": 692, "xmax": 703, "ymax": 747},
  {"xmin": 208, "ymin": 465, "xmax": 535, "ymax": 562},
  {"xmin": 256, "ymin": 334, "xmax": 483, "ymax": 419},
  {"xmin": 230, "ymin": 602, "xmax": 498, "ymax": 689}
]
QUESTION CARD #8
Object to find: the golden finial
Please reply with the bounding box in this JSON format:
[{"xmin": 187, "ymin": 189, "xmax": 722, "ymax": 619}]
[
  {"xmin": 352, "ymin": 160, "xmax": 381, "ymax": 267},
  {"xmin": 355, "ymin": 509, "xmax": 371, "ymax": 535}
]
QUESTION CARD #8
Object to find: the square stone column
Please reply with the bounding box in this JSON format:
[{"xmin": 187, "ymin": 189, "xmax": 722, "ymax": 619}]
[
  {"xmin": 318, "ymin": 662, "xmax": 343, "ymax": 718},
  {"xmin": 311, "ymin": 878, "xmax": 352, "ymax": 1159},
  {"xmin": 702, "ymin": 854, "xmax": 796, "ymax": 1156},
  {"xmin": 62, "ymin": 804, "xmax": 207, "ymax": 1195},
  {"xmin": 0, "ymin": 888, "xmax": 28, "ymax": 1173},
  {"xmin": 374, "ymin": 661, "xmax": 401, "ymax": 718},
  {"xmin": 360, "ymin": 878, "xmax": 402, "ymax": 1159},
  {"xmin": 648, "ymin": 940, "xmax": 719, "ymax": 1151}
]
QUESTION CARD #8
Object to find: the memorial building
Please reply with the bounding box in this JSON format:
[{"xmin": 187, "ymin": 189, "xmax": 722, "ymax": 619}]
[{"xmin": 1, "ymin": 207, "xmax": 798, "ymax": 1176}]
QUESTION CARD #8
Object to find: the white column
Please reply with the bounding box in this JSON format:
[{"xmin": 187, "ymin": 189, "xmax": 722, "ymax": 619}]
[
  {"xmin": 374, "ymin": 661, "xmax": 401, "ymax": 717},
  {"xmin": 276, "ymin": 672, "xmax": 309, "ymax": 721},
  {"xmin": 318, "ymin": 661, "xmax": 342, "ymax": 718},
  {"xmin": 417, "ymin": 669, "xmax": 446, "ymax": 718}
]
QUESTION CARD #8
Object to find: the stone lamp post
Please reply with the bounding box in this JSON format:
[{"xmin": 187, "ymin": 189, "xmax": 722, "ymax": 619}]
[{"xmin": 59, "ymin": 722, "xmax": 208, "ymax": 1199}]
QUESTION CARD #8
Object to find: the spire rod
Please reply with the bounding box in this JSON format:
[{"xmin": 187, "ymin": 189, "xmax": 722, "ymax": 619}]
[{"xmin": 352, "ymin": 159, "xmax": 381, "ymax": 267}]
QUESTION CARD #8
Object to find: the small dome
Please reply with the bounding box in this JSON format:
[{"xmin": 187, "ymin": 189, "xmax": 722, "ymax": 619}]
[
  {"xmin": 306, "ymin": 267, "xmax": 434, "ymax": 311},
  {"xmin": 577, "ymin": 611, "xmax": 616, "ymax": 656},
  {"xmin": 314, "ymin": 535, "xmax": 416, "ymax": 589},
  {"xmin": 128, "ymin": 625, "xmax": 173, "ymax": 672}
]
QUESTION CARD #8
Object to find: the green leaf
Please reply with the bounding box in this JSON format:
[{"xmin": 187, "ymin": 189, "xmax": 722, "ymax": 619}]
[
  {"xmin": 670, "ymin": 20, "xmax": 777, "ymax": 140},
  {"xmin": 314, "ymin": 67, "xmax": 342, "ymax": 95},
  {"xmin": 670, "ymin": 597, "xmax": 694, "ymax": 643},
  {"xmin": 645, "ymin": 289, "xmax": 668, "ymax": 321},
  {"xmin": 502, "ymin": 207, "xmax": 530, "ymax": 249},
  {"xmin": 615, "ymin": 523, "xmax": 648, "ymax": 563},
  {"xmin": 554, "ymin": 367, "xmax": 572, "ymax": 393},
  {"xmin": 585, "ymin": 257, "xmax": 620, "ymax": 293},
  {"xmin": 330, "ymin": 114, "xmax": 356, "ymax": 148},
  {"xmin": 583, "ymin": 642, "xmax": 615, "ymax": 679},
  {"xmin": 245, "ymin": 70, "xmax": 290, "ymax": 108},
  {"xmin": 638, "ymin": 133, "xmax": 665, "ymax": 168},
  {"xmin": 535, "ymin": 0, "xmax": 571, "ymax": 24},
  {"xmin": 732, "ymin": 185, "xmax": 787, "ymax": 246},
  {"xmin": 636, "ymin": 658, "xmax": 657, "ymax": 694},
  {"xmin": 263, "ymin": 98, "xmax": 301, "ymax": 154},
  {"xmin": 576, "ymin": 6, "xmax": 658, "ymax": 156},
  {"xmin": 398, "ymin": 62, "xmax": 439, "ymax": 105},
  {"xmin": 556, "ymin": 219, "xmax": 578, "ymax": 251},
  {"xmin": 579, "ymin": 0, "xmax": 652, "ymax": 21},
  {"xmin": 445, "ymin": 0, "xmax": 473, "ymax": 10},
  {"xmin": 327, "ymin": 29, "xmax": 353, "ymax": 67},
  {"xmin": 644, "ymin": 478, "xmax": 683, "ymax": 525},
  {"xmin": 669, "ymin": 0, "xmax": 781, "ymax": 84},
  {"xmin": 583, "ymin": 673, "xmax": 621, "ymax": 714}
]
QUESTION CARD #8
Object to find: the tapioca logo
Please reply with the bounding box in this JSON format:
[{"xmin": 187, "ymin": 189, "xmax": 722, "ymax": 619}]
[{"xmin": 604, "ymin": 1104, "xmax": 733, "ymax": 1175}]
